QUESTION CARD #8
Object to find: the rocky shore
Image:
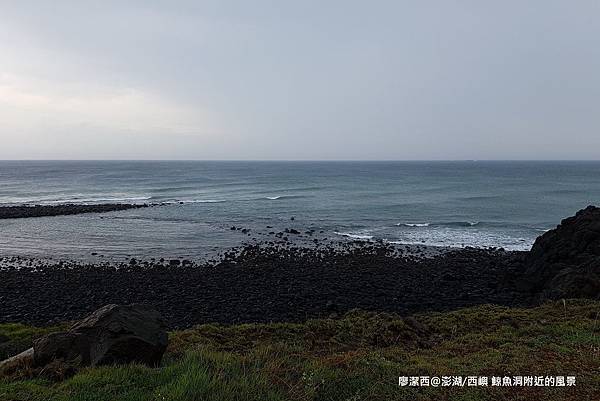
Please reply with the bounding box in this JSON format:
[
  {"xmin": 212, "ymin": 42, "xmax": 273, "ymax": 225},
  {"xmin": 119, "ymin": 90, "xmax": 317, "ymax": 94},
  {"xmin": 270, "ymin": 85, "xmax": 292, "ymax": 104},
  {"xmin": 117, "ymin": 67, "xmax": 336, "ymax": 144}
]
[
  {"xmin": 0, "ymin": 244, "xmax": 529, "ymax": 329},
  {"xmin": 0, "ymin": 203, "xmax": 148, "ymax": 219},
  {"xmin": 0, "ymin": 206, "xmax": 598, "ymax": 329}
]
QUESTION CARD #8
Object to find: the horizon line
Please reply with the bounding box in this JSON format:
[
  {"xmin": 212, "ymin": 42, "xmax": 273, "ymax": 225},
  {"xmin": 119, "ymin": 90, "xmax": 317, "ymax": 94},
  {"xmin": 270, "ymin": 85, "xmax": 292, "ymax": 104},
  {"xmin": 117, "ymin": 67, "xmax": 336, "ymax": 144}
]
[{"xmin": 1, "ymin": 159, "xmax": 600, "ymax": 163}]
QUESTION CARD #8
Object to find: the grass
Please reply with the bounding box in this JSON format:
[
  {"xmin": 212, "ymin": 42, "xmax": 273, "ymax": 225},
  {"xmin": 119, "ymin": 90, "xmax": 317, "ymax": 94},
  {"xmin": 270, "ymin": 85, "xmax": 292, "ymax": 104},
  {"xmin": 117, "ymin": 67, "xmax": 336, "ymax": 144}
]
[
  {"xmin": 0, "ymin": 323, "xmax": 69, "ymax": 361},
  {"xmin": 1, "ymin": 300, "xmax": 599, "ymax": 401}
]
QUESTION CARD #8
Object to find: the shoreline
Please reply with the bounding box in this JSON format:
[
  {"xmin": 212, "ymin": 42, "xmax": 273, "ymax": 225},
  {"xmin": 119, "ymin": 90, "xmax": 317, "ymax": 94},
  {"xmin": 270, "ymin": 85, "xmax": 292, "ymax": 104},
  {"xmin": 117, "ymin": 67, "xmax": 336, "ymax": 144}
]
[
  {"xmin": 0, "ymin": 239, "xmax": 453, "ymax": 266},
  {"xmin": 0, "ymin": 201, "xmax": 519, "ymax": 261},
  {"xmin": 0, "ymin": 206, "xmax": 597, "ymax": 330},
  {"xmin": 0, "ymin": 242, "xmax": 531, "ymax": 329},
  {"xmin": 1, "ymin": 207, "xmax": 598, "ymax": 399}
]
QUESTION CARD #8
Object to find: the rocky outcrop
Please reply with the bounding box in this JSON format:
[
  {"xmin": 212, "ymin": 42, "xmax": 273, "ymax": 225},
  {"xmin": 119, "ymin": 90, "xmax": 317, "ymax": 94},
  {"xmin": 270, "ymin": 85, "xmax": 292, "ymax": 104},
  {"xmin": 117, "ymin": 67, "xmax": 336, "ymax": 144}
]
[
  {"xmin": 0, "ymin": 204, "xmax": 148, "ymax": 219},
  {"xmin": 523, "ymin": 205, "xmax": 600, "ymax": 299},
  {"xmin": 0, "ymin": 304, "xmax": 167, "ymax": 378}
]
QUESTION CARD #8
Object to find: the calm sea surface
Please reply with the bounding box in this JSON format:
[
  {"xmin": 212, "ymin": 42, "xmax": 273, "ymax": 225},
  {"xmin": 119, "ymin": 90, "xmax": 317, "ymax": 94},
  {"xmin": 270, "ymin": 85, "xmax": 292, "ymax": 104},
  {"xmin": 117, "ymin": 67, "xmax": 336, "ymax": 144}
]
[{"xmin": 1, "ymin": 161, "xmax": 599, "ymax": 260}]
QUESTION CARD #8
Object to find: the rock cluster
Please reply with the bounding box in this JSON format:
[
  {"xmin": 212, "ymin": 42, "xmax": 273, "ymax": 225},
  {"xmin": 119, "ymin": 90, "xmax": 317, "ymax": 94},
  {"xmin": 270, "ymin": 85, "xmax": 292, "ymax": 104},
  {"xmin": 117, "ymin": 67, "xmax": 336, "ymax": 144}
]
[
  {"xmin": 0, "ymin": 204, "xmax": 148, "ymax": 219},
  {"xmin": 0, "ymin": 244, "xmax": 526, "ymax": 329}
]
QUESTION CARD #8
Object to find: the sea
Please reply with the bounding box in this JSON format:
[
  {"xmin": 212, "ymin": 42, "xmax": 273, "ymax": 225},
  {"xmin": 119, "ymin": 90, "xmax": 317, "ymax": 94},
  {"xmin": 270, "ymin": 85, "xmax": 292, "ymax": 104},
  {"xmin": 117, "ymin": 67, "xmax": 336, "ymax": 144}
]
[{"xmin": 1, "ymin": 160, "xmax": 599, "ymax": 261}]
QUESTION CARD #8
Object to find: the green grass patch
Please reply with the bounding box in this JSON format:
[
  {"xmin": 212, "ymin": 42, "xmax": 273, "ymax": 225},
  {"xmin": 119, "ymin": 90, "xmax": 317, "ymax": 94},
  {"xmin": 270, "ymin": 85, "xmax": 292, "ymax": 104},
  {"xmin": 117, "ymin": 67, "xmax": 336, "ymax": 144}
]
[
  {"xmin": 0, "ymin": 323, "xmax": 66, "ymax": 361},
  {"xmin": 1, "ymin": 299, "xmax": 599, "ymax": 401}
]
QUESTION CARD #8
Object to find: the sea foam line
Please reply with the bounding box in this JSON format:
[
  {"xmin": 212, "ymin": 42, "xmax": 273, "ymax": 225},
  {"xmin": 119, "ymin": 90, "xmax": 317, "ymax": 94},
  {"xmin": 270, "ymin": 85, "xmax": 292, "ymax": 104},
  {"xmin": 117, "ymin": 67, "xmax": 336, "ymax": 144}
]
[
  {"xmin": 334, "ymin": 231, "xmax": 374, "ymax": 240},
  {"xmin": 397, "ymin": 221, "xmax": 480, "ymax": 228},
  {"xmin": 400, "ymin": 223, "xmax": 430, "ymax": 227},
  {"xmin": 162, "ymin": 199, "xmax": 226, "ymax": 204}
]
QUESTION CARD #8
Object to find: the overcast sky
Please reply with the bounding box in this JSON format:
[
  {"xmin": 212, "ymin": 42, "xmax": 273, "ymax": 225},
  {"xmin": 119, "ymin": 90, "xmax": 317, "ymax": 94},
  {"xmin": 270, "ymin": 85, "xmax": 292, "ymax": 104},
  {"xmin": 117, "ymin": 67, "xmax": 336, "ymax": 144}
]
[{"xmin": 1, "ymin": 1, "xmax": 599, "ymax": 160}]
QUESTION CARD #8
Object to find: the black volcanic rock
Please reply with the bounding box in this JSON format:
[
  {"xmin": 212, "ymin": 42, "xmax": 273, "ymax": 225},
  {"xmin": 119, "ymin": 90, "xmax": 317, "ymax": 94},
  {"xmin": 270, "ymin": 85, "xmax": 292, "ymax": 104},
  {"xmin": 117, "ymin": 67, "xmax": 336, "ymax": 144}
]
[
  {"xmin": 0, "ymin": 204, "xmax": 148, "ymax": 219},
  {"xmin": 0, "ymin": 244, "xmax": 526, "ymax": 329},
  {"xmin": 523, "ymin": 206, "xmax": 600, "ymax": 298},
  {"xmin": 35, "ymin": 304, "xmax": 167, "ymax": 367},
  {"xmin": 0, "ymin": 304, "xmax": 167, "ymax": 377}
]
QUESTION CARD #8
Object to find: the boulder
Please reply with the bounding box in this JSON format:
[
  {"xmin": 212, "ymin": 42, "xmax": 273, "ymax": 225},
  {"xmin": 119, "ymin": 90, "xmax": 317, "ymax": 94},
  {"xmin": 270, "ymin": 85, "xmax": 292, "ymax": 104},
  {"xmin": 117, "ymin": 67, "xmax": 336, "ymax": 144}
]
[
  {"xmin": 523, "ymin": 205, "xmax": 600, "ymax": 298},
  {"xmin": 0, "ymin": 304, "xmax": 168, "ymax": 377},
  {"xmin": 0, "ymin": 348, "xmax": 34, "ymax": 377}
]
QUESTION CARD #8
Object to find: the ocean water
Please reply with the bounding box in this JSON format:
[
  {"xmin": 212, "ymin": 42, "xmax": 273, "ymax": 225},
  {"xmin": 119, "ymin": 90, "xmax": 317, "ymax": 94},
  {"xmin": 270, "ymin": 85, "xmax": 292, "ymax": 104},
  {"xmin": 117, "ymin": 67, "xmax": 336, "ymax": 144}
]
[{"xmin": 1, "ymin": 160, "xmax": 599, "ymax": 260}]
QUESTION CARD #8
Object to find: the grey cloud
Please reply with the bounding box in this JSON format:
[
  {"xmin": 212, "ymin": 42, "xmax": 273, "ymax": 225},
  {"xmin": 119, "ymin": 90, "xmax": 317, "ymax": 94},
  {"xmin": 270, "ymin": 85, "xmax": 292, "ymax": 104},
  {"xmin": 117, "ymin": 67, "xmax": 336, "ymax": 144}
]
[{"xmin": 1, "ymin": 1, "xmax": 599, "ymax": 159}]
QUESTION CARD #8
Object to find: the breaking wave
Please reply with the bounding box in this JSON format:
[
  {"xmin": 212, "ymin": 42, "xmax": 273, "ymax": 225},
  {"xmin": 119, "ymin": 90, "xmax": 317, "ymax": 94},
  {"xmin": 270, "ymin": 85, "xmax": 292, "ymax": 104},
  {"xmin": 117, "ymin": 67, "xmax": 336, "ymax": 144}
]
[
  {"xmin": 263, "ymin": 195, "xmax": 306, "ymax": 200},
  {"xmin": 162, "ymin": 199, "xmax": 226, "ymax": 204},
  {"xmin": 398, "ymin": 221, "xmax": 480, "ymax": 228},
  {"xmin": 334, "ymin": 231, "xmax": 374, "ymax": 240}
]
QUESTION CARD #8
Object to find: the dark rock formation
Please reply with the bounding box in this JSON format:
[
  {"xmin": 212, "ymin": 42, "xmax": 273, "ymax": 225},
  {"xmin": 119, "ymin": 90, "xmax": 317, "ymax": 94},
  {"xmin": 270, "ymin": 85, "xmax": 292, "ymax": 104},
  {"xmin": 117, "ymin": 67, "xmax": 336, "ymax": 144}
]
[
  {"xmin": 0, "ymin": 304, "xmax": 167, "ymax": 377},
  {"xmin": 0, "ymin": 204, "xmax": 148, "ymax": 219},
  {"xmin": 523, "ymin": 205, "xmax": 600, "ymax": 298}
]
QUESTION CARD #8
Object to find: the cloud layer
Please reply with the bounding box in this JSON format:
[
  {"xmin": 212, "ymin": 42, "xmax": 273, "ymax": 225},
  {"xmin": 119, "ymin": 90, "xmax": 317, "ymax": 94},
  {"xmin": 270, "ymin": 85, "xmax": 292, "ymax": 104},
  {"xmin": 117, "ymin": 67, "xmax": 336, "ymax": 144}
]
[{"xmin": 1, "ymin": 1, "xmax": 600, "ymax": 159}]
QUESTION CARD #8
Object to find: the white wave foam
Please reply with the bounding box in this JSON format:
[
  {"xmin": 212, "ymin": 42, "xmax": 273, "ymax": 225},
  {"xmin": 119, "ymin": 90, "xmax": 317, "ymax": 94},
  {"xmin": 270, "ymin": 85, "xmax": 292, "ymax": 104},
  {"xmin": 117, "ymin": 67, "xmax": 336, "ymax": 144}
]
[
  {"xmin": 263, "ymin": 195, "xmax": 306, "ymax": 200},
  {"xmin": 397, "ymin": 221, "xmax": 480, "ymax": 228},
  {"xmin": 442, "ymin": 221, "xmax": 481, "ymax": 227},
  {"xmin": 186, "ymin": 199, "xmax": 226, "ymax": 203},
  {"xmin": 163, "ymin": 199, "xmax": 226, "ymax": 204},
  {"xmin": 334, "ymin": 231, "xmax": 374, "ymax": 240},
  {"xmin": 385, "ymin": 228, "xmax": 534, "ymax": 251}
]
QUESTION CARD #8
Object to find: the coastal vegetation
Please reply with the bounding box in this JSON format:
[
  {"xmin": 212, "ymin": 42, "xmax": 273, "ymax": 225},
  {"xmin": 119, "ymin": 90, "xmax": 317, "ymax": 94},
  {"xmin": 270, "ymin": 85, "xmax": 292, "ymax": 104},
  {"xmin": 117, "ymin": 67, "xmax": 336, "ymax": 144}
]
[{"xmin": 1, "ymin": 300, "xmax": 598, "ymax": 401}]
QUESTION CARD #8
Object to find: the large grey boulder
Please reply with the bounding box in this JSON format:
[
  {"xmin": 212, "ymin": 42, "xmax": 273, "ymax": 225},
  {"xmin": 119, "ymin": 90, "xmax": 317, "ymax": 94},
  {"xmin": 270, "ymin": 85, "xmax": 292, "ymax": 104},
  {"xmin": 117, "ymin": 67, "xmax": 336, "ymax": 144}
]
[{"xmin": 0, "ymin": 304, "xmax": 168, "ymax": 377}]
